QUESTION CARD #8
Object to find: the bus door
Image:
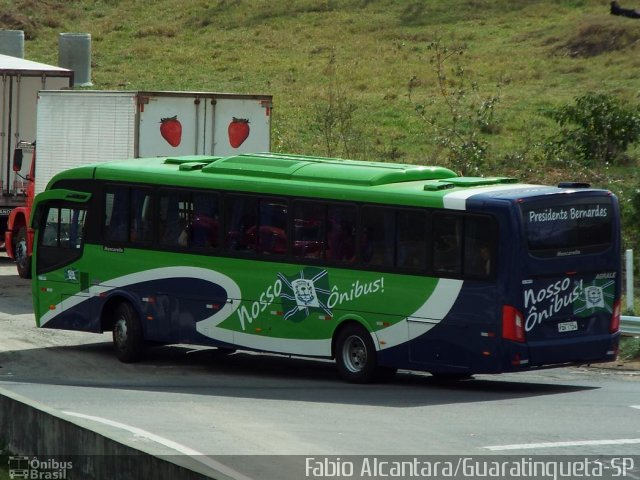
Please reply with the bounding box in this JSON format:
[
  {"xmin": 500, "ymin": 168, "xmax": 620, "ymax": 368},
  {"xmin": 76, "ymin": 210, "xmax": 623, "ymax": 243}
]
[
  {"xmin": 516, "ymin": 194, "xmax": 620, "ymax": 365},
  {"xmin": 32, "ymin": 191, "xmax": 92, "ymax": 329}
]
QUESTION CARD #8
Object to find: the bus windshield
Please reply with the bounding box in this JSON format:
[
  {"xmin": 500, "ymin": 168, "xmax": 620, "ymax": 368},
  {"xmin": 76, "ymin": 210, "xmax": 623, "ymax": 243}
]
[{"xmin": 522, "ymin": 199, "xmax": 613, "ymax": 257}]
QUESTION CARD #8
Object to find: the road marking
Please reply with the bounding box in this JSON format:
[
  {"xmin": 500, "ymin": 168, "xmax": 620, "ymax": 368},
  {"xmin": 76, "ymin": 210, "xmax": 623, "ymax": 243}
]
[
  {"xmin": 483, "ymin": 407, "xmax": 640, "ymax": 452},
  {"xmin": 485, "ymin": 438, "xmax": 640, "ymax": 451},
  {"xmin": 63, "ymin": 411, "xmax": 253, "ymax": 480}
]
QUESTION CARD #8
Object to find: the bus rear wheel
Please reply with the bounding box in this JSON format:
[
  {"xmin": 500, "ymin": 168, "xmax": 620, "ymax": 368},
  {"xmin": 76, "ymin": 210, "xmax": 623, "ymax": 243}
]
[
  {"xmin": 335, "ymin": 324, "xmax": 379, "ymax": 383},
  {"xmin": 112, "ymin": 302, "xmax": 144, "ymax": 363},
  {"xmin": 15, "ymin": 226, "xmax": 31, "ymax": 279}
]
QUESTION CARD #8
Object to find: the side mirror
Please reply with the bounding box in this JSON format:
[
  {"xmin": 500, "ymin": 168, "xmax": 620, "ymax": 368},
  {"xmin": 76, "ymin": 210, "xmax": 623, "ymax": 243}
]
[{"xmin": 13, "ymin": 148, "xmax": 23, "ymax": 172}]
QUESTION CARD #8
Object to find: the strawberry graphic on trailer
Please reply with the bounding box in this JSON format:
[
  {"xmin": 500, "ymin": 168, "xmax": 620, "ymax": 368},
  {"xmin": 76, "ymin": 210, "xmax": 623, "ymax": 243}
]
[
  {"xmin": 160, "ymin": 115, "xmax": 182, "ymax": 147},
  {"xmin": 228, "ymin": 117, "xmax": 250, "ymax": 148}
]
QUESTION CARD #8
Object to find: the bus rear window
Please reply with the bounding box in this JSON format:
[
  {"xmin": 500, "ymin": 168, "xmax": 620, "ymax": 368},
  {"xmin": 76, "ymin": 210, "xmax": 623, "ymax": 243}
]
[{"xmin": 522, "ymin": 201, "xmax": 613, "ymax": 257}]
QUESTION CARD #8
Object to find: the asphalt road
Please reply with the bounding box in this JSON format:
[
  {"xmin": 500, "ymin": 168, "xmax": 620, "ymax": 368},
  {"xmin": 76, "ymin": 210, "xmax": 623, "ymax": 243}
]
[{"xmin": 1, "ymin": 256, "xmax": 639, "ymax": 479}]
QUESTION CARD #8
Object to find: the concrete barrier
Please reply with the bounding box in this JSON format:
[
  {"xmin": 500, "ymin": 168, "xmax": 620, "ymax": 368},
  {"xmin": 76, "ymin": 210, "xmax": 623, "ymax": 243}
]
[{"xmin": 0, "ymin": 387, "xmax": 232, "ymax": 480}]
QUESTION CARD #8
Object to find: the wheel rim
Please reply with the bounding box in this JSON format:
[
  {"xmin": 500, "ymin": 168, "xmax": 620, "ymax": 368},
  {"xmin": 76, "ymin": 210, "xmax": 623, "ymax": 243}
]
[
  {"xmin": 114, "ymin": 318, "xmax": 128, "ymax": 347},
  {"xmin": 341, "ymin": 334, "xmax": 367, "ymax": 373}
]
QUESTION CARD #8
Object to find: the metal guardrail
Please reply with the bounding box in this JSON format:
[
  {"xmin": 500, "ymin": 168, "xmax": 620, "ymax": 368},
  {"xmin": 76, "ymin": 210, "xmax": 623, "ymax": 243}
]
[{"xmin": 621, "ymin": 316, "xmax": 640, "ymax": 336}]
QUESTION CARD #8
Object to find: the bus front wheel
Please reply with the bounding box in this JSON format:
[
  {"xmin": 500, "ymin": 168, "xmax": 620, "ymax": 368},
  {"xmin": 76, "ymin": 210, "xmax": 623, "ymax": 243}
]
[
  {"xmin": 335, "ymin": 324, "xmax": 379, "ymax": 383},
  {"xmin": 112, "ymin": 302, "xmax": 144, "ymax": 363}
]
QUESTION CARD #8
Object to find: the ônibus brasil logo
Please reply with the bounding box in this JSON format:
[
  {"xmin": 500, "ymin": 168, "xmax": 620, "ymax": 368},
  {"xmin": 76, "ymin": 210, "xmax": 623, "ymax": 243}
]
[{"xmin": 8, "ymin": 456, "xmax": 72, "ymax": 479}]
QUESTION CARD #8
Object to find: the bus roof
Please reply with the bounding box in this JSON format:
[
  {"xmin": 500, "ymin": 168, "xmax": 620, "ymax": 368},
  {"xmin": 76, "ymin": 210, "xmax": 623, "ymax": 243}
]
[
  {"xmin": 49, "ymin": 153, "xmax": 609, "ymax": 210},
  {"xmin": 163, "ymin": 153, "xmax": 460, "ymax": 185}
]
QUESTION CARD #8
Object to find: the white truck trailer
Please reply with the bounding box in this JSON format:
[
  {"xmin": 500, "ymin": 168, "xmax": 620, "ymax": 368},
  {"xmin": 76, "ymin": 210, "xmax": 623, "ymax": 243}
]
[{"xmin": 0, "ymin": 54, "xmax": 73, "ymax": 244}]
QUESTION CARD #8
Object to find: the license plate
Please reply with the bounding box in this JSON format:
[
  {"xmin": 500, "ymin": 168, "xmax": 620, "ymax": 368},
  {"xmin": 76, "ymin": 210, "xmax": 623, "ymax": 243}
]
[{"xmin": 558, "ymin": 321, "xmax": 578, "ymax": 332}]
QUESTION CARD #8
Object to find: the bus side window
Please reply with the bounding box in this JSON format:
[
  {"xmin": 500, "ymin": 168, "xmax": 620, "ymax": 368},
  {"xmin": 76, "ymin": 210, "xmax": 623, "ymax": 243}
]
[
  {"xmin": 327, "ymin": 204, "xmax": 357, "ymax": 264},
  {"xmin": 67, "ymin": 209, "xmax": 86, "ymax": 248},
  {"xmin": 464, "ymin": 216, "xmax": 494, "ymax": 278},
  {"xmin": 104, "ymin": 186, "xmax": 153, "ymax": 244},
  {"xmin": 258, "ymin": 200, "xmax": 287, "ymax": 255},
  {"xmin": 361, "ymin": 206, "xmax": 394, "ymax": 268},
  {"xmin": 433, "ymin": 214, "xmax": 463, "ymax": 275},
  {"xmin": 293, "ymin": 202, "xmax": 325, "ymax": 260},
  {"xmin": 159, "ymin": 191, "xmax": 220, "ymax": 250},
  {"xmin": 191, "ymin": 193, "xmax": 220, "ymax": 249},
  {"xmin": 104, "ymin": 187, "xmax": 128, "ymax": 243},
  {"xmin": 130, "ymin": 190, "xmax": 153, "ymax": 244},
  {"xmin": 397, "ymin": 209, "xmax": 428, "ymax": 270},
  {"xmin": 225, "ymin": 195, "xmax": 259, "ymax": 252},
  {"xmin": 159, "ymin": 190, "xmax": 191, "ymax": 248}
]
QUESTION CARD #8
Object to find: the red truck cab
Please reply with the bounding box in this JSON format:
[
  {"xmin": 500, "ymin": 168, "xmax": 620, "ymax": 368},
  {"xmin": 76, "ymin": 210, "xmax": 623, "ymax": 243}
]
[{"xmin": 5, "ymin": 142, "xmax": 36, "ymax": 278}]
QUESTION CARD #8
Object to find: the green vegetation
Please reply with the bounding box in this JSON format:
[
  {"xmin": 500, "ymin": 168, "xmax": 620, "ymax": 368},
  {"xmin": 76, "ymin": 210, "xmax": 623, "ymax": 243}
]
[
  {"xmin": 546, "ymin": 92, "xmax": 640, "ymax": 166},
  {"xmin": 3, "ymin": 0, "xmax": 640, "ymax": 246},
  {"xmin": 620, "ymin": 336, "xmax": 640, "ymax": 361}
]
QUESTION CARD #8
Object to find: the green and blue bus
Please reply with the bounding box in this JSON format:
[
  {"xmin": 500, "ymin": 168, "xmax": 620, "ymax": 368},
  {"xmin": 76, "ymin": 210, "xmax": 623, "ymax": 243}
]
[{"xmin": 30, "ymin": 153, "xmax": 621, "ymax": 383}]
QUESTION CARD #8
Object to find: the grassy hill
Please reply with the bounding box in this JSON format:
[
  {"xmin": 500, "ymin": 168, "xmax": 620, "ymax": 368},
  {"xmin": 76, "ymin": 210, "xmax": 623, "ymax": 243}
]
[
  {"xmin": 3, "ymin": 0, "xmax": 640, "ymax": 240},
  {"xmin": 3, "ymin": 1, "xmax": 639, "ymax": 156}
]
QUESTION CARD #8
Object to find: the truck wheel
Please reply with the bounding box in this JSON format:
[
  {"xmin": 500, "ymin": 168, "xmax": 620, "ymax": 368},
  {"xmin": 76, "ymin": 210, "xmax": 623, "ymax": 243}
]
[
  {"xmin": 112, "ymin": 302, "xmax": 144, "ymax": 363},
  {"xmin": 15, "ymin": 226, "xmax": 32, "ymax": 279},
  {"xmin": 335, "ymin": 324, "xmax": 378, "ymax": 383}
]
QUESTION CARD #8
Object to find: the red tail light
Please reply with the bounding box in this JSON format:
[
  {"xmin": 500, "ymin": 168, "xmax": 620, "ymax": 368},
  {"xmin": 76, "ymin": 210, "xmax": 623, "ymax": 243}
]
[
  {"xmin": 610, "ymin": 299, "xmax": 621, "ymax": 333},
  {"xmin": 502, "ymin": 305, "xmax": 525, "ymax": 342}
]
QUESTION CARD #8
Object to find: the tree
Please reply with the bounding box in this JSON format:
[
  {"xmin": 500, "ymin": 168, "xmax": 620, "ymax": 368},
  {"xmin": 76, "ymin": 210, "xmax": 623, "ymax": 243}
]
[{"xmin": 547, "ymin": 92, "xmax": 640, "ymax": 166}]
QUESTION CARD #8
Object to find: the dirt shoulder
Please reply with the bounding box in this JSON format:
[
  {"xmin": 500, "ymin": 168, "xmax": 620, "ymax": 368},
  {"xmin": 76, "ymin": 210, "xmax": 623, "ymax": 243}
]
[{"xmin": 596, "ymin": 358, "xmax": 640, "ymax": 371}]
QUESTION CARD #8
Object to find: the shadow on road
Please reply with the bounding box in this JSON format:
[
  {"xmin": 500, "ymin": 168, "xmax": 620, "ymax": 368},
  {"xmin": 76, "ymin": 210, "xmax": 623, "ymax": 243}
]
[
  {"xmin": 0, "ymin": 257, "xmax": 32, "ymax": 316},
  {"xmin": 0, "ymin": 340, "xmax": 599, "ymax": 408}
]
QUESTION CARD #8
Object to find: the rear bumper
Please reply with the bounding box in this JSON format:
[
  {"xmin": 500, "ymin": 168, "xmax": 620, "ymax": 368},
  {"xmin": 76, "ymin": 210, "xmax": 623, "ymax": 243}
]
[
  {"xmin": 494, "ymin": 332, "xmax": 620, "ymax": 373},
  {"xmin": 526, "ymin": 333, "xmax": 619, "ymax": 367}
]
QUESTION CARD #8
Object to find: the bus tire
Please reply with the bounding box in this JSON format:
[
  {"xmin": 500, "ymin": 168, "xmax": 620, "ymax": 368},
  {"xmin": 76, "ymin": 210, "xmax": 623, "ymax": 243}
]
[
  {"xmin": 112, "ymin": 302, "xmax": 144, "ymax": 363},
  {"xmin": 15, "ymin": 226, "xmax": 31, "ymax": 279},
  {"xmin": 335, "ymin": 324, "xmax": 378, "ymax": 383}
]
